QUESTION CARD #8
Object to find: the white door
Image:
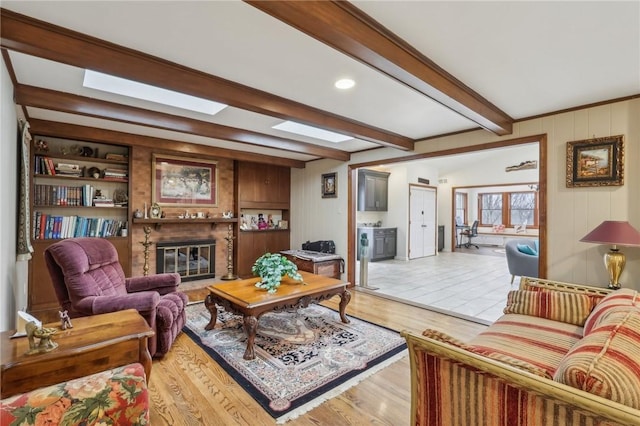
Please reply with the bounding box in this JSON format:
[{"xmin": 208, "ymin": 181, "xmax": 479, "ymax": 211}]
[{"xmin": 409, "ymin": 186, "xmax": 437, "ymax": 259}]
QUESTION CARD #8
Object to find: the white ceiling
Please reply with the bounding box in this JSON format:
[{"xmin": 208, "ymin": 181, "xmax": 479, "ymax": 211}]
[{"xmin": 2, "ymin": 1, "xmax": 639, "ymax": 166}]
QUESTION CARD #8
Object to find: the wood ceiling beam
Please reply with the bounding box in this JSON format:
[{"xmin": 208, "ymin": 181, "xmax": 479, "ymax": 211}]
[
  {"xmin": 1, "ymin": 8, "xmax": 413, "ymax": 151},
  {"xmin": 28, "ymin": 119, "xmax": 306, "ymax": 169},
  {"xmin": 16, "ymin": 85, "xmax": 350, "ymax": 161},
  {"xmin": 246, "ymin": 1, "xmax": 514, "ymax": 136}
]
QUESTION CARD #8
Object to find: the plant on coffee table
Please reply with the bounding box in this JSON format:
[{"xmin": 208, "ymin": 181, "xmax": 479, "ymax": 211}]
[{"xmin": 252, "ymin": 253, "xmax": 303, "ymax": 294}]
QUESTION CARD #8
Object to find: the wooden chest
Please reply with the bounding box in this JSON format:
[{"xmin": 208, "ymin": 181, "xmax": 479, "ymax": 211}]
[{"xmin": 281, "ymin": 250, "xmax": 343, "ymax": 280}]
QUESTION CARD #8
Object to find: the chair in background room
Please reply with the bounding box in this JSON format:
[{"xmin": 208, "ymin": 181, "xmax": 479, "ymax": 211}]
[
  {"xmin": 505, "ymin": 238, "xmax": 539, "ymax": 284},
  {"xmin": 44, "ymin": 237, "xmax": 188, "ymax": 357},
  {"xmin": 460, "ymin": 220, "xmax": 479, "ymax": 249}
]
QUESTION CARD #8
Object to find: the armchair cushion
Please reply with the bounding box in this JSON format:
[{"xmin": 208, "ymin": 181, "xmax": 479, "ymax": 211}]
[
  {"xmin": 516, "ymin": 243, "xmax": 537, "ymax": 256},
  {"xmin": 503, "ymin": 289, "xmax": 595, "ymax": 326},
  {"xmin": 126, "ymin": 273, "xmax": 181, "ymax": 295}
]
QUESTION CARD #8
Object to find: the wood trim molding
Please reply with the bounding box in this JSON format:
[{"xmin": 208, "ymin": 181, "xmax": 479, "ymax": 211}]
[
  {"xmin": 16, "ymin": 85, "xmax": 350, "ymax": 161},
  {"xmin": 1, "ymin": 8, "xmax": 413, "ymax": 151},
  {"xmin": 246, "ymin": 1, "xmax": 513, "ymax": 136},
  {"xmin": 27, "ymin": 119, "xmax": 306, "ymax": 169}
]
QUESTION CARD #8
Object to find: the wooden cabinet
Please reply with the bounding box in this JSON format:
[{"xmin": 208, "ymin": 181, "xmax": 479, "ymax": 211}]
[
  {"xmin": 281, "ymin": 253, "xmax": 343, "ymax": 280},
  {"xmin": 28, "ymin": 137, "xmax": 131, "ymax": 321},
  {"xmin": 357, "ymin": 169, "xmax": 390, "ymax": 211},
  {"xmin": 237, "ymin": 162, "xmax": 290, "ymax": 209},
  {"xmin": 235, "ymin": 161, "xmax": 291, "ymax": 278},
  {"xmin": 357, "ymin": 227, "xmax": 396, "ymax": 262},
  {"xmin": 237, "ymin": 230, "xmax": 290, "ymax": 277}
]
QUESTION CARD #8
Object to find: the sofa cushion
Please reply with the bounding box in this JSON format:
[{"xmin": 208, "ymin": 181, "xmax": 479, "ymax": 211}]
[
  {"xmin": 583, "ymin": 288, "xmax": 639, "ymax": 335},
  {"xmin": 468, "ymin": 314, "xmax": 583, "ymax": 378},
  {"xmin": 553, "ymin": 308, "xmax": 640, "ymax": 409},
  {"xmin": 503, "ymin": 289, "xmax": 595, "ymax": 326},
  {"xmin": 422, "ymin": 328, "xmax": 551, "ymax": 378}
]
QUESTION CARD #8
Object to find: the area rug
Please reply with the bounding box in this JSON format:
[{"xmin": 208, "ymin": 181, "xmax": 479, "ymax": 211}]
[{"xmin": 183, "ymin": 302, "xmax": 407, "ymax": 423}]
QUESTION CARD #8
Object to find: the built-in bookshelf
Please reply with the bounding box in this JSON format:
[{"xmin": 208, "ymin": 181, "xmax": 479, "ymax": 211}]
[{"xmin": 28, "ymin": 136, "xmax": 131, "ymax": 320}]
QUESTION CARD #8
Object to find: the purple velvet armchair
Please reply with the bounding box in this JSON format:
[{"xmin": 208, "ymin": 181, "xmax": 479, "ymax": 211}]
[{"xmin": 44, "ymin": 238, "xmax": 188, "ymax": 358}]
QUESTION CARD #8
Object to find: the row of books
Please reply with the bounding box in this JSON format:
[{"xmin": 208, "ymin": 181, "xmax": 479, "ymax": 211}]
[
  {"xmin": 33, "ymin": 212, "xmax": 127, "ymax": 240},
  {"xmin": 34, "ymin": 156, "xmax": 84, "ymax": 177},
  {"xmin": 34, "ymin": 184, "xmax": 107, "ymax": 207}
]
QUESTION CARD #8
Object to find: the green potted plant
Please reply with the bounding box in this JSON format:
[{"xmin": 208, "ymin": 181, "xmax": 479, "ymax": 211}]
[{"xmin": 252, "ymin": 253, "xmax": 303, "ymax": 293}]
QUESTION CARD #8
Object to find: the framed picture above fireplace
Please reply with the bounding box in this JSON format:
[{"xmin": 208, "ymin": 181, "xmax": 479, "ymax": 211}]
[{"xmin": 152, "ymin": 154, "xmax": 218, "ymax": 207}]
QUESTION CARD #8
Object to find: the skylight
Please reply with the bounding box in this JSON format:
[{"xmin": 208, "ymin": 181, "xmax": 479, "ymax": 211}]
[
  {"xmin": 83, "ymin": 70, "xmax": 227, "ymax": 115},
  {"xmin": 272, "ymin": 121, "xmax": 353, "ymax": 143}
]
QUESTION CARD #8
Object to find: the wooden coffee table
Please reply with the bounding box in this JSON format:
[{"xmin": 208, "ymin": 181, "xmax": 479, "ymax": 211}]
[{"xmin": 204, "ymin": 271, "xmax": 351, "ymax": 360}]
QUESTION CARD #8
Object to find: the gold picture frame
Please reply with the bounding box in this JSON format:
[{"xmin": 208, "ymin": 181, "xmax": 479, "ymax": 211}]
[
  {"xmin": 566, "ymin": 135, "xmax": 624, "ymax": 188},
  {"xmin": 152, "ymin": 154, "xmax": 218, "ymax": 206}
]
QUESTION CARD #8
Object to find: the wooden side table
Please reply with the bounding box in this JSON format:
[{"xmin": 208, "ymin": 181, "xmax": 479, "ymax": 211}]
[
  {"xmin": 281, "ymin": 251, "xmax": 344, "ymax": 279},
  {"xmin": 1, "ymin": 309, "xmax": 154, "ymax": 399}
]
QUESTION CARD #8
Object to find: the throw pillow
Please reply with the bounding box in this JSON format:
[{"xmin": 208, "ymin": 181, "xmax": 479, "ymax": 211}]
[
  {"xmin": 517, "ymin": 243, "xmax": 537, "ymax": 256},
  {"xmin": 553, "ymin": 309, "xmax": 640, "ymax": 409},
  {"xmin": 503, "ymin": 289, "xmax": 595, "ymax": 326},
  {"xmin": 583, "ymin": 288, "xmax": 639, "ymax": 335}
]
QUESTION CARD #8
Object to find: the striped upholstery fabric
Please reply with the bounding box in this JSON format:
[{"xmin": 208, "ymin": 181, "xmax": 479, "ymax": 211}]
[
  {"xmin": 468, "ymin": 314, "xmax": 583, "ymax": 378},
  {"xmin": 583, "ymin": 288, "xmax": 639, "ymax": 335},
  {"xmin": 504, "ymin": 290, "xmax": 596, "ymax": 326},
  {"xmin": 521, "ymin": 281, "xmax": 606, "ymax": 307},
  {"xmin": 554, "ymin": 308, "xmax": 640, "ymax": 409},
  {"xmin": 413, "ymin": 351, "xmax": 629, "ymax": 426}
]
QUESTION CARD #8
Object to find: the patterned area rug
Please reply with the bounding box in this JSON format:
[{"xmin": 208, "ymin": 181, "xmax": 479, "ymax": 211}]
[{"xmin": 184, "ymin": 302, "xmax": 407, "ymax": 423}]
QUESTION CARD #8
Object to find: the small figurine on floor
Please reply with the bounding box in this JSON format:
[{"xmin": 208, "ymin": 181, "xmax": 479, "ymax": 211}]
[{"xmin": 59, "ymin": 310, "xmax": 73, "ymax": 330}]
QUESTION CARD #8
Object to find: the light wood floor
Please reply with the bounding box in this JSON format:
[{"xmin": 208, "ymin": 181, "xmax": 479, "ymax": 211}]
[{"xmin": 149, "ymin": 288, "xmax": 488, "ymax": 425}]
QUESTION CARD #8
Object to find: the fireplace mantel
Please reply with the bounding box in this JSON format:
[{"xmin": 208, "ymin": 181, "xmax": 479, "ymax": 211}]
[{"xmin": 132, "ymin": 217, "xmax": 237, "ymax": 230}]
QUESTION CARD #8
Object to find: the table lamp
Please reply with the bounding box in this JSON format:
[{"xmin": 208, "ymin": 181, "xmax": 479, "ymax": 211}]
[{"xmin": 580, "ymin": 220, "xmax": 640, "ymax": 289}]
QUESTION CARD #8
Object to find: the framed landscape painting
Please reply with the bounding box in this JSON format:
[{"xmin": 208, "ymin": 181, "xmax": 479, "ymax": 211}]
[
  {"xmin": 152, "ymin": 154, "xmax": 218, "ymax": 206},
  {"xmin": 566, "ymin": 135, "xmax": 624, "ymax": 188}
]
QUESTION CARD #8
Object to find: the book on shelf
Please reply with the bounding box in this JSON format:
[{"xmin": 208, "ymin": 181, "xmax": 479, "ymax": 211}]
[
  {"xmin": 33, "ymin": 213, "xmax": 127, "ymax": 239},
  {"xmin": 105, "ymin": 153, "xmax": 127, "ymax": 161}
]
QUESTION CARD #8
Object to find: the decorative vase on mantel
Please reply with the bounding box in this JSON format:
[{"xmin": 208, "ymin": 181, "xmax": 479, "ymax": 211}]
[{"xmin": 251, "ymin": 253, "xmax": 303, "ymax": 294}]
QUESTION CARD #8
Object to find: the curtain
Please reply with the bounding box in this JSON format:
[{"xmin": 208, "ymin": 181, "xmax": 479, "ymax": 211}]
[{"xmin": 17, "ymin": 120, "xmax": 33, "ymax": 260}]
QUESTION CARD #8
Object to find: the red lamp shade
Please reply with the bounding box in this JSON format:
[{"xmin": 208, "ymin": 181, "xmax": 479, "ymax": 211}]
[{"xmin": 580, "ymin": 221, "xmax": 640, "ymax": 247}]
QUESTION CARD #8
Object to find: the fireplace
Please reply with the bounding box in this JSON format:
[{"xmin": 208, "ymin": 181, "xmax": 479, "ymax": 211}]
[{"xmin": 156, "ymin": 239, "xmax": 216, "ymax": 282}]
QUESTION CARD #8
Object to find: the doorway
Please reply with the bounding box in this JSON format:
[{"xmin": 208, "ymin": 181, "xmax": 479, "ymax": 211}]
[{"xmin": 346, "ymin": 135, "xmax": 547, "ymax": 323}]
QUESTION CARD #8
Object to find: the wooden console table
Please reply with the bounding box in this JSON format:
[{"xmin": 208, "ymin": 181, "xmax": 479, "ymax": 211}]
[{"xmin": 1, "ymin": 309, "xmax": 154, "ymax": 399}]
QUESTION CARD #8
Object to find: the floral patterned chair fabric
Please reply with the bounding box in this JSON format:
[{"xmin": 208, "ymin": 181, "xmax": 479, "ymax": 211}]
[{"xmin": 0, "ymin": 363, "xmax": 149, "ymax": 425}]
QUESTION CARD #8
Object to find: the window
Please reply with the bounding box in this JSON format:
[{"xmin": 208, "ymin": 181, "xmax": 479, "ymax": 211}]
[
  {"xmin": 479, "ymin": 191, "xmax": 538, "ymax": 228},
  {"xmin": 480, "ymin": 193, "xmax": 502, "ymax": 225},
  {"xmin": 455, "ymin": 192, "xmax": 467, "ymax": 225}
]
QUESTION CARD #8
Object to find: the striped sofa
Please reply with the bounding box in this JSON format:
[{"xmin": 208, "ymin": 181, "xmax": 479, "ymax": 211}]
[{"xmin": 402, "ymin": 277, "xmax": 640, "ymax": 426}]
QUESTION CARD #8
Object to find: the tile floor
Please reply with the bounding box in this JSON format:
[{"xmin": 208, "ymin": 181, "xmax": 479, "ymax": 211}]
[{"xmin": 355, "ymin": 248, "xmax": 517, "ymax": 325}]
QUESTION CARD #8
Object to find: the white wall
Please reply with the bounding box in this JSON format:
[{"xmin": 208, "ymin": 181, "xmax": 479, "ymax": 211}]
[
  {"xmin": 1, "ymin": 59, "xmax": 19, "ymax": 331},
  {"xmin": 291, "ymin": 98, "xmax": 640, "ymax": 290}
]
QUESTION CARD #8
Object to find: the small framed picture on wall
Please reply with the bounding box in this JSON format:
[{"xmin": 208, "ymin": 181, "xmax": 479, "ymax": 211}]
[{"xmin": 321, "ymin": 172, "xmax": 337, "ymax": 198}]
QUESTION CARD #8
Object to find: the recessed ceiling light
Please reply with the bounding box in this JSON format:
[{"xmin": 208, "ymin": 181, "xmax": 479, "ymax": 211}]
[
  {"xmin": 334, "ymin": 78, "xmax": 355, "ymax": 90},
  {"xmin": 83, "ymin": 70, "xmax": 227, "ymax": 115},
  {"xmin": 273, "ymin": 121, "xmax": 353, "ymax": 143}
]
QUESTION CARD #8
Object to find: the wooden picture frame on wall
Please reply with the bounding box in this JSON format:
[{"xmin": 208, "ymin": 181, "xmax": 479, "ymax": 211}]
[
  {"xmin": 321, "ymin": 172, "xmax": 337, "ymax": 198},
  {"xmin": 152, "ymin": 154, "xmax": 218, "ymax": 206},
  {"xmin": 566, "ymin": 135, "xmax": 624, "ymax": 188}
]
